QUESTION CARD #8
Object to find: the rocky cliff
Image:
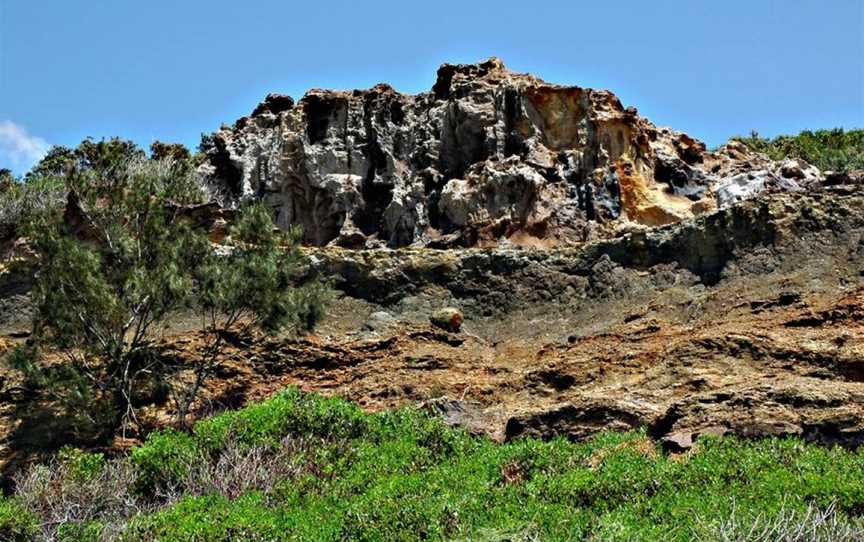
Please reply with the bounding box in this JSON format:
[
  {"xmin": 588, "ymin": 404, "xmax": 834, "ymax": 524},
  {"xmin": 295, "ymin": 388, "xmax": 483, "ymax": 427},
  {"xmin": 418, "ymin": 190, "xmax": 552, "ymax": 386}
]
[
  {"xmin": 199, "ymin": 57, "xmax": 821, "ymax": 248},
  {"xmin": 0, "ymin": 59, "xmax": 859, "ymax": 478}
]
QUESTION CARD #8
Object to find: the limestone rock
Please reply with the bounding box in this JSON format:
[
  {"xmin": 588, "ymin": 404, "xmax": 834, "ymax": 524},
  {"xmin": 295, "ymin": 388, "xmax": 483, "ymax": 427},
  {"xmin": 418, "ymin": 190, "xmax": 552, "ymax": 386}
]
[
  {"xmin": 705, "ymin": 143, "xmax": 822, "ymax": 208},
  {"xmin": 302, "ymin": 187, "xmax": 864, "ymax": 311},
  {"xmin": 200, "ymin": 58, "xmax": 822, "ymax": 248}
]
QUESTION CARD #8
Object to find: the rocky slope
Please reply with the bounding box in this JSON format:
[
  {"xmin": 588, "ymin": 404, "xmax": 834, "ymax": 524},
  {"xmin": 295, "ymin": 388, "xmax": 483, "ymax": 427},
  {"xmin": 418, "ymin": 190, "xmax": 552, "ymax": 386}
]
[
  {"xmin": 286, "ymin": 185, "xmax": 864, "ymax": 449},
  {"xmin": 199, "ymin": 58, "xmax": 821, "ymax": 248}
]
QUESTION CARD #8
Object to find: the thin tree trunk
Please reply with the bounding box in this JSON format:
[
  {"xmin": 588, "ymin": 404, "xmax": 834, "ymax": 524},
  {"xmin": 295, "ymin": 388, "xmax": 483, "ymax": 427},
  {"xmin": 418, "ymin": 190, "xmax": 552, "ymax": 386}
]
[{"xmin": 176, "ymin": 332, "xmax": 224, "ymax": 429}]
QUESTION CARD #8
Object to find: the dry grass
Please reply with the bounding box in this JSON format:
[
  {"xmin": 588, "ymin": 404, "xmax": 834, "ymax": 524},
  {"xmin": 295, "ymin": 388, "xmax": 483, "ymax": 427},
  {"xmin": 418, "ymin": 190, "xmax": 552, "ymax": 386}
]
[
  {"xmin": 587, "ymin": 436, "xmax": 658, "ymax": 469},
  {"xmin": 13, "ymin": 455, "xmax": 146, "ymax": 541},
  {"xmin": 166, "ymin": 435, "xmax": 311, "ymax": 501},
  {"xmin": 697, "ymin": 502, "xmax": 864, "ymax": 542},
  {"xmin": 11, "ymin": 435, "xmax": 317, "ymax": 541}
]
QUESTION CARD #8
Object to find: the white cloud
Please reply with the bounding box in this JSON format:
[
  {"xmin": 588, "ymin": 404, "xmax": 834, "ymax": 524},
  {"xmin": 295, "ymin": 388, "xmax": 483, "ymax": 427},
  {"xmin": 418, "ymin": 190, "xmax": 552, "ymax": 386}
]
[{"xmin": 0, "ymin": 120, "xmax": 49, "ymax": 173}]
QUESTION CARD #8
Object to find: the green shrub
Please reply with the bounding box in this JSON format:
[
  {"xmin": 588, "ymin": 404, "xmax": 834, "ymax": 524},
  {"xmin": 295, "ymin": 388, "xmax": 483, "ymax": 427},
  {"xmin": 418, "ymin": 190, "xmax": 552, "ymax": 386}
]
[
  {"xmin": 130, "ymin": 429, "xmax": 199, "ymax": 496},
  {"xmin": 193, "ymin": 387, "xmax": 368, "ymax": 451},
  {"xmin": 0, "ymin": 497, "xmax": 40, "ymax": 541},
  {"xmin": 130, "ymin": 388, "xmax": 367, "ymax": 497},
  {"xmin": 56, "ymin": 520, "xmax": 104, "ymax": 542},
  {"xmin": 120, "ymin": 391, "xmax": 864, "ymax": 541},
  {"xmin": 369, "ymin": 406, "xmax": 474, "ymax": 456},
  {"xmin": 122, "ymin": 493, "xmax": 283, "ymax": 542},
  {"xmin": 57, "ymin": 447, "xmax": 106, "ymax": 482},
  {"xmin": 733, "ymin": 128, "xmax": 864, "ymax": 172}
]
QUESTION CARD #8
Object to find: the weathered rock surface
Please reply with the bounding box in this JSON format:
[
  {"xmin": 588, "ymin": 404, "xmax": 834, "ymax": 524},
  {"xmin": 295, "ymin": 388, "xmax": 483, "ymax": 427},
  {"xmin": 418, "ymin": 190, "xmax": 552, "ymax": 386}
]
[
  {"xmin": 301, "ymin": 185, "xmax": 863, "ymax": 313},
  {"xmin": 200, "ymin": 58, "xmax": 822, "ymax": 248},
  {"xmin": 291, "ymin": 185, "xmax": 863, "ymax": 447}
]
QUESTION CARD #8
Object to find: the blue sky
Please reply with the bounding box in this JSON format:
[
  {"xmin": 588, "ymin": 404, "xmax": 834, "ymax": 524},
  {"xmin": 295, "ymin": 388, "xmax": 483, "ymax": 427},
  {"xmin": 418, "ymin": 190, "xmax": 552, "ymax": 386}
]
[{"xmin": 1, "ymin": 0, "xmax": 862, "ymax": 174}]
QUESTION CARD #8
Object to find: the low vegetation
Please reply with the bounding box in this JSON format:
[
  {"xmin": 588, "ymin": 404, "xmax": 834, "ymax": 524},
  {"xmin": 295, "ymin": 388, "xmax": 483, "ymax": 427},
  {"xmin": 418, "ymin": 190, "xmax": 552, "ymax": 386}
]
[
  {"xmin": 0, "ymin": 388, "xmax": 861, "ymax": 541},
  {"xmin": 733, "ymin": 128, "xmax": 864, "ymax": 173}
]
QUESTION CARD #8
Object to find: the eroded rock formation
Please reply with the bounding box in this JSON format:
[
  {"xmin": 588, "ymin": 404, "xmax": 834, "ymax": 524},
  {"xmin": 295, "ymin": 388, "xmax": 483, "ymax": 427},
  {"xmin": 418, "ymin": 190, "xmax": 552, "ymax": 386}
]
[
  {"xmin": 199, "ymin": 58, "xmax": 822, "ymax": 248},
  {"xmin": 0, "ymin": 59, "xmax": 856, "ymax": 477}
]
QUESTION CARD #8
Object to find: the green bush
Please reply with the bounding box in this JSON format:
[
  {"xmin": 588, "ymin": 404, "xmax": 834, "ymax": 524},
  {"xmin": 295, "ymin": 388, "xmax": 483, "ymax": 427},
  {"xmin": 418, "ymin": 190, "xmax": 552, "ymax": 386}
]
[
  {"xmin": 130, "ymin": 429, "xmax": 199, "ymax": 497},
  {"xmin": 0, "ymin": 497, "xmax": 40, "ymax": 541},
  {"xmin": 56, "ymin": 520, "xmax": 104, "ymax": 542},
  {"xmin": 57, "ymin": 447, "xmax": 106, "ymax": 482},
  {"xmin": 733, "ymin": 128, "xmax": 864, "ymax": 172},
  {"xmin": 193, "ymin": 387, "xmax": 368, "ymax": 451},
  {"xmin": 116, "ymin": 390, "xmax": 864, "ymax": 541},
  {"xmin": 122, "ymin": 493, "xmax": 283, "ymax": 542}
]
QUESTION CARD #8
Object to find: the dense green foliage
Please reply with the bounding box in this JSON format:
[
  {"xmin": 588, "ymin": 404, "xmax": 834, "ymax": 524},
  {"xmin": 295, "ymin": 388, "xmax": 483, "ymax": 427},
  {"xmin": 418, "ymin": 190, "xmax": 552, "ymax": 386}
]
[
  {"xmin": 5, "ymin": 138, "xmax": 331, "ymax": 435},
  {"xmin": 24, "ymin": 145, "xmax": 207, "ymax": 430},
  {"xmin": 4, "ymin": 388, "xmax": 862, "ymax": 541},
  {"xmin": 733, "ymin": 128, "xmax": 864, "ymax": 172}
]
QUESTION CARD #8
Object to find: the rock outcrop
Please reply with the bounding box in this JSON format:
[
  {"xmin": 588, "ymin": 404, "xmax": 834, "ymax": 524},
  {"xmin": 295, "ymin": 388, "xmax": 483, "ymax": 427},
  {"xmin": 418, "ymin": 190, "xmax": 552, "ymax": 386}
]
[{"xmin": 199, "ymin": 58, "xmax": 822, "ymax": 248}]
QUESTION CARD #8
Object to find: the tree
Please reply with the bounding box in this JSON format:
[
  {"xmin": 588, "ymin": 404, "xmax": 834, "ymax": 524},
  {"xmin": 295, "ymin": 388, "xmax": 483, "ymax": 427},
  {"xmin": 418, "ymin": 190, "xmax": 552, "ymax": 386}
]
[
  {"xmin": 149, "ymin": 141, "xmax": 193, "ymax": 166},
  {"xmin": 25, "ymin": 138, "xmax": 144, "ymax": 182},
  {"xmin": 0, "ymin": 168, "xmax": 14, "ymax": 187},
  {"xmin": 0, "ymin": 168, "xmax": 65, "ymax": 241},
  {"xmin": 22, "ymin": 141, "xmax": 330, "ymax": 434},
  {"xmin": 172, "ymin": 203, "xmax": 331, "ymax": 427},
  {"xmin": 5, "ymin": 138, "xmax": 146, "ymax": 241}
]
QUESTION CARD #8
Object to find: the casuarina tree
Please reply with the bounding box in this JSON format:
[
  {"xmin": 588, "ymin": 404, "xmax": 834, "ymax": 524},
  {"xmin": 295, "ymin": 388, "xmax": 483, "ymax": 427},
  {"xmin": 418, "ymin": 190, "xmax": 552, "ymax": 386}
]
[{"xmin": 20, "ymin": 139, "xmax": 330, "ymax": 436}]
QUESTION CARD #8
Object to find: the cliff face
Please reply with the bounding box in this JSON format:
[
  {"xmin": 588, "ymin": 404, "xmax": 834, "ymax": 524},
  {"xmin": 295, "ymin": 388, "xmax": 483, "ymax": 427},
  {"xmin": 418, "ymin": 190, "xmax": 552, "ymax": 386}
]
[{"xmin": 199, "ymin": 58, "xmax": 821, "ymax": 248}]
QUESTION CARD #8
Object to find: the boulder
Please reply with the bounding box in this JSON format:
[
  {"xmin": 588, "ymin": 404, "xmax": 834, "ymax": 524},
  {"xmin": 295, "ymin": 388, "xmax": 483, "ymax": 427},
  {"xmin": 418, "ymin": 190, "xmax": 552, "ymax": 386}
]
[{"xmin": 430, "ymin": 307, "xmax": 463, "ymax": 332}]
